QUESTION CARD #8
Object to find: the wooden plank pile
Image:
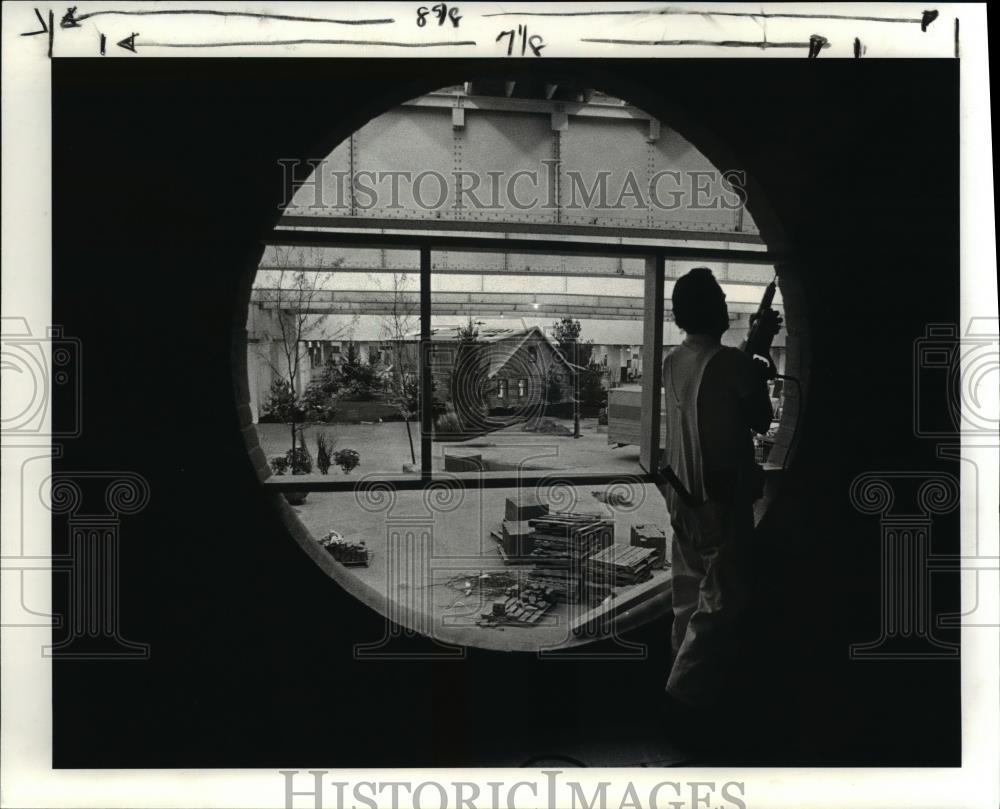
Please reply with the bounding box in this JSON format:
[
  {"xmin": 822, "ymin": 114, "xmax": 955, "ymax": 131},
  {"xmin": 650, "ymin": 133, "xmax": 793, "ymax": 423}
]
[
  {"xmin": 630, "ymin": 524, "xmax": 668, "ymax": 569},
  {"xmin": 585, "ymin": 543, "xmax": 657, "ymax": 590},
  {"xmin": 478, "ymin": 582, "xmax": 555, "ymax": 627},
  {"xmin": 526, "ymin": 512, "xmax": 614, "ymax": 603}
]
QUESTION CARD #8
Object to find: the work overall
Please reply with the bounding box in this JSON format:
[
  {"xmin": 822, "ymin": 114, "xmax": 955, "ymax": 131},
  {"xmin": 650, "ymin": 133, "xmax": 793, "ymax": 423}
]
[{"xmin": 661, "ymin": 337, "xmax": 756, "ymax": 708}]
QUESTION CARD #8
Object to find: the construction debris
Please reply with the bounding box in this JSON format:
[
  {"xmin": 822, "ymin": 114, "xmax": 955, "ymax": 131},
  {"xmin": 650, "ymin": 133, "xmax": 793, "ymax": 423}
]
[{"xmin": 442, "ymin": 571, "xmax": 518, "ymax": 598}]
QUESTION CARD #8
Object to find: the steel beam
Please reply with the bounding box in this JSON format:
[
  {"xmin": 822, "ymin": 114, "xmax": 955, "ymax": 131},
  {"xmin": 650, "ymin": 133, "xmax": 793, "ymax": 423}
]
[
  {"xmin": 255, "ymin": 289, "xmax": 645, "ymax": 309},
  {"xmin": 402, "ymin": 92, "xmax": 654, "ymax": 121},
  {"xmin": 256, "ymin": 263, "xmax": 776, "ymax": 286},
  {"xmin": 251, "ymin": 289, "xmax": 764, "ymax": 317},
  {"xmin": 256, "ymin": 262, "xmax": 777, "ymax": 287},
  {"xmin": 277, "ymin": 214, "xmax": 767, "ymax": 246},
  {"xmin": 265, "ymin": 229, "xmax": 782, "ymax": 264}
]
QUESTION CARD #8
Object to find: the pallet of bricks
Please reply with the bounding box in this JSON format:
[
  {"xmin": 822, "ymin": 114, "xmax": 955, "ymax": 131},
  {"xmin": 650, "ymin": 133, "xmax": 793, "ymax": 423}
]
[
  {"xmin": 584, "ymin": 543, "xmax": 657, "ymax": 604},
  {"xmin": 479, "ymin": 581, "xmax": 555, "ymax": 627},
  {"xmin": 527, "ymin": 513, "xmax": 614, "ymax": 603}
]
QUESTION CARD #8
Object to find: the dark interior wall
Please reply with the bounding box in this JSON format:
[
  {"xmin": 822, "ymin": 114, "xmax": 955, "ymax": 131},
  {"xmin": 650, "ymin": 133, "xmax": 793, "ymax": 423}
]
[{"xmin": 51, "ymin": 58, "xmax": 960, "ymax": 767}]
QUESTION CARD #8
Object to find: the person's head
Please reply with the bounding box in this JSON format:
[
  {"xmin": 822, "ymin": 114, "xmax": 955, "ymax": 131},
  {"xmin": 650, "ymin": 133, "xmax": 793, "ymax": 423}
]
[{"xmin": 671, "ymin": 267, "xmax": 729, "ymax": 337}]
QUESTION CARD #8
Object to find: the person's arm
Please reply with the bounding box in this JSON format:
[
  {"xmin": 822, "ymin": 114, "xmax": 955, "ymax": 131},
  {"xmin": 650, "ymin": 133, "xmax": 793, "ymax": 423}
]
[
  {"xmin": 735, "ymin": 353, "xmax": 773, "ymax": 434},
  {"xmin": 741, "ymin": 309, "xmax": 783, "ymax": 380}
]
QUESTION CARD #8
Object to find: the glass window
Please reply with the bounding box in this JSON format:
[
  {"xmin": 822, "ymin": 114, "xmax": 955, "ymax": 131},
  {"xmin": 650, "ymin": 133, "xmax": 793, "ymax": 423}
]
[
  {"xmin": 247, "ymin": 82, "xmax": 791, "ymax": 654},
  {"xmin": 430, "ymin": 251, "xmax": 648, "ymax": 478},
  {"xmin": 249, "ymin": 245, "xmax": 423, "ymax": 477}
]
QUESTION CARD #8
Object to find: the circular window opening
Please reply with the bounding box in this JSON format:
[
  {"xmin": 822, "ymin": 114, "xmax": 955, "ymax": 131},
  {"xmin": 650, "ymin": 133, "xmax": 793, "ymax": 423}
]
[{"xmin": 239, "ymin": 79, "xmax": 806, "ymax": 652}]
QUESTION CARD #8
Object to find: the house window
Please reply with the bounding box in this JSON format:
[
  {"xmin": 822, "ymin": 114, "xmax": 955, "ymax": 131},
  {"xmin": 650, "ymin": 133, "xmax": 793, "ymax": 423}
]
[
  {"xmin": 497, "ymin": 379, "xmax": 507, "ymax": 399},
  {"xmin": 517, "ymin": 379, "xmax": 527, "ymax": 398}
]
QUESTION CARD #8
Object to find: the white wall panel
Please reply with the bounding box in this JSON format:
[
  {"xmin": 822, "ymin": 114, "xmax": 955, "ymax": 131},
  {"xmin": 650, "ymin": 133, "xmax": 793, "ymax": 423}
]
[{"xmin": 560, "ymin": 117, "xmax": 651, "ymax": 228}]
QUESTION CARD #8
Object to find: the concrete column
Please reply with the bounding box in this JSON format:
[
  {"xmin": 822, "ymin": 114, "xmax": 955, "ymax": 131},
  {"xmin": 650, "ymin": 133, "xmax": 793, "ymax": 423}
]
[{"xmin": 246, "ymin": 343, "xmax": 260, "ymax": 423}]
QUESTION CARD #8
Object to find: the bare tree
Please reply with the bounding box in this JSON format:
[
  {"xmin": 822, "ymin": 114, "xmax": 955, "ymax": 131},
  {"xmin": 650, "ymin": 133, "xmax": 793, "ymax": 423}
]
[
  {"xmin": 260, "ymin": 245, "xmax": 352, "ymax": 459},
  {"xmin": 375, "ymin": 271, "xmax": 420, "ymax": 465}
]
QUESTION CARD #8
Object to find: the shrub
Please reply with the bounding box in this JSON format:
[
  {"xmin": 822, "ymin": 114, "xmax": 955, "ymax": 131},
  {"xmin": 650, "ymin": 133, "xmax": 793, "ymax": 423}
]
[
  {"xmin": 580, "ymin": 365, "xmax": 607, "ymax": 414},
  {"xmin": 260, "ymin": 379, "xmax": 303, "ymax": 423},
  {"xmin": 316, "ymin": 432, "xmax": 334, "ymax": 475},
  {"xmin": 333, "ymin": 448, "xmax": 360, "ymax": 474},
  {"xmin": 269, "ymin": 455, "xmax": 290, "ymax": 475},
  {"xmin": 323, "ymin": 342, "xmax": 385, "ymax": 401},
  {"xmin": 300, "ymin": 382, "xmax": 337, "ymax": 422},
  {"xmin": 285, "ymin": 445, "xmax": 313, "ymax": 475}
]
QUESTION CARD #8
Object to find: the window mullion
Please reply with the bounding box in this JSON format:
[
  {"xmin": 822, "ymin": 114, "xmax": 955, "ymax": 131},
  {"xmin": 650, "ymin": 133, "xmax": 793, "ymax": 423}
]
[
  {"xmin": 420, "ymin": 246, "xmax": 433, "ymax": 479},
  {"xmin": 640, "ymin": 253, "xmax": 665, "ymax": 473}
]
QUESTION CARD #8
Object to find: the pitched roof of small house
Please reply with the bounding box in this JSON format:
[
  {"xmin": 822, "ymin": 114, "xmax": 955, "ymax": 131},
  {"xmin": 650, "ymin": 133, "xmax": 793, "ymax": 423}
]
[{"xmin": 405, "ymin": 323, "xmax": 587, "ymax": 376}]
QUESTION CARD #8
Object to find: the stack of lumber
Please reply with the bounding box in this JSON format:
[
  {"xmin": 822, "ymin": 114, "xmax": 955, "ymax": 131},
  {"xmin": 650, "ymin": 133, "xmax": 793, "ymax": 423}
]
[
  {"xmin": 526, "ymin": 512, "xmax": 614, "ymax": 602},
  {"xmin": 478, "ymin": 582, "xmax": 555, "ymax": 627},
  {"xmin": 529, "ymin": 513, "xmax": 614, "ymax": 562},
  {"xmin": 630, "ymin": 524, "xmax": 668, "ymax": 569},
  {"xmin": 585, "ymin": 543, "xmax": 657, "ymax": 588}
]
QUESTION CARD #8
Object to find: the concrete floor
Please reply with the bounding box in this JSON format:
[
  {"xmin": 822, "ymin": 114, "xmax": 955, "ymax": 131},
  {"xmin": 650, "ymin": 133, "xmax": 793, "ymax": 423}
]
[
  {"xmin": 258, "ymin": 417, "xmax": 672, "ymax": 651},
  {"xmin": 287, "ymin": 482, "xmax": 671, "ymax": 652}
]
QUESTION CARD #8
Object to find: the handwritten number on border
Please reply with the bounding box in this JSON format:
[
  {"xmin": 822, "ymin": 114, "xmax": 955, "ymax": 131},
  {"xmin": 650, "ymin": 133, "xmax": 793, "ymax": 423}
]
[
  {"xmin": 496, "ymin": 25, "xmax": 545, "ymax": 56},
  {"xmin": 417, "ymin": 5, "xmax": 461, "ymax": 27}
]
